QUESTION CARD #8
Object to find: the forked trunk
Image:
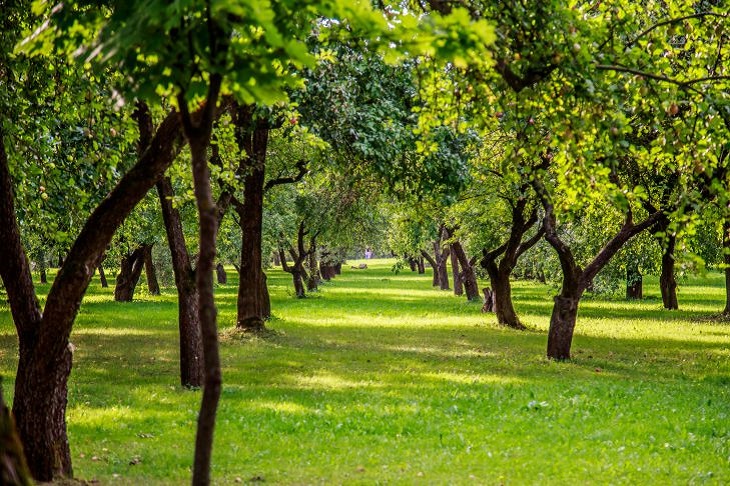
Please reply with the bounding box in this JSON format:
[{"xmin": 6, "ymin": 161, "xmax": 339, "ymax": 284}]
[
  {"xmin": 114, "ymin": 246, "xmax": 145, "ymax": 302},
  {"xmin": 143, "ymin": 245, "xmax": 160, "ymax": 295},
  {"xmin": 417, "ymin": 257, "xmax": 425, "ymax": 274}
]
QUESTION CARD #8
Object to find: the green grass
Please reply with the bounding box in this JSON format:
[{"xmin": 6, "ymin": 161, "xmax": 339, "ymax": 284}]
[{"xmin": 1, "ymin": 259, "xmax": 729, "ymax": 484}]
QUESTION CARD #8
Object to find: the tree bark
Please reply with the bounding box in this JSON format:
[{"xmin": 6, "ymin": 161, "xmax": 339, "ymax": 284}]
[
  {"xmin": 421, "ymin": 250, "xmax": 440, "ymax": 287},
  {"xmin": 231, "ymin": 103, "xmax": 269, "ymax": 332},
  {"xmin": 215, "ymin": 263, "xmax": 227, "ymax": 284},
  {"xmin": 626, "ymin": 261, "xmax": 642, "ymax": 300},
  {"xmin": 144, "ymin": 244, "xmax": 160, "ymax": 295},
  {"xmin": 114, "ymin": 245, "xmax": 146, "ymax": 302},
  {"xmin": 724, "ymin": 218, "xmax": 730, "ymax": 315},
  {"xmin": 306, "ymin": 236, "xmax": 320, "ymax": 292},
  {"xmin": 38, "ymin": 253, "xmax": 47, "ymax": 284},
  {"xmin": 478, "ymin": 200, "xmax": 544, "ymax": 329},
  {"xmin": 446, "ymin": 233, "xmax": 480, "ymax": 301},
  {"xmin": 450, "ymin": 244, "xmax": 463, "ymax": 296},
  {"xmin": 157, "ymin": 177, "xmax": 203, "ymax": 388},
  {"xmin": 279, "ymin": 222, "xmax": 310, "ymax": 299},
  {"xmin": 98, "ymin": 264, "xmax": 108, "ymax": 288},
  {"xmin": 0, "ymin": 379, "xmax": 33, "ymax": 486},
  {"xmin": 2, "ymin": 105, "xmax": 182, "ymax": 481},
  {"xmin": 178, "ymin": 77, "xmax": 223, "ymax": 486},
  {"xmin": 534, "ymin": 176, "xmax": 662, "ymax": 360},
  {"xmin": 481, "ymin": 288, "xmax": 494, "ymax": 312},
  {"xmin": 417, "ymin": 256, "xmax": 425, "ymax": 274},
  {"xmin": 659, "ymin": 232, "xmax": 678, "ymax": 310}
]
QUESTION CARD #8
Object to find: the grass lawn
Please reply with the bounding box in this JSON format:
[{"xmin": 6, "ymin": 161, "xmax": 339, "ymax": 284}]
[{"xmin": 1, "ymin": 258, "xmax": 729, "ymax": 484}]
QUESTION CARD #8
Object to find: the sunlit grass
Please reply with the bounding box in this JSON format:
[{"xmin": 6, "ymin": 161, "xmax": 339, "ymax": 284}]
[{"xmin": 1, "ymin": 259, "xmax": 729, "ymax": 484}]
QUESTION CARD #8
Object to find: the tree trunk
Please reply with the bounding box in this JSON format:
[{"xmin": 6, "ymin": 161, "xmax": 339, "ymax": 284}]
[
  {"xmin": 481, "ymin": 288, "xmax": 494, "ymax": 312},
  {"xmin": 546, "ymin": 293, "xmax": 580, "ymax": 360},
  {"xmin": 38, "ymin": 253, "xmax": 47, "ymax": 284},
  {"xmin": 272, "ymin": 251, "xmax": 281, "ymax": 266},
  {"xmin": 450, "ymin": 245, "xmax": 463, "ymax": 296},
  {"xmin": 157, "ymin": 177, "xmax": 203, "ymax": 388},
  {"xmin": 114, "ymin": 246, "xmax": 145, "ymax": 302},
  {"xmin": 215, "ymin": 264, "xmax": 227, "ymax": 284},
  {"xmin": 626, "ymin": 262, "xmax": 642, "ymax": 300},
  {"xmin": 143, "ymin": 244, "xmax": 160, "ymax": 295},
  {"xmin": 292, "ymin": 271, "xmax": 306, "ymax": 298},
  {"xmin": 659, "ymin": 232, "xmax": 678, "ymax": 310},
  {"xmin": 417, "ymin": 257, "xmax": 425, "ymax": 274},
  {"xmin": 448, "ymin": 237, "xmax": 480, "ymax": 301},
  {"xmin": 233, "ymin": 104, "xmax": 269, "ymax": 332},
  {"xmin": 306, "ymin": 239, "xmax": 320, "ymax": 292},
  {"xmin": 0, "ymin": 378, "xmax": 33, "ymax": 486},
  {"xmin": 181, "ymin": 82, "xmax": 223, "ymax": 486},
  {"xmin": 2, "ymin": 104, "xmax": 183, "ymax": 481},
  {"xmin": 408, "ymin": 257, "xmax": 417, "ymax": 272},
  {"xmin": 260, "ymin": 273, "xmax": 271, "ymax": 319},
  {"xmin": 489, "ymin": 269, "xmax": 525, "ymax": 330},
  {"xmin": 98, "ymin": 264, "xmax": 108, "ymax": 288},
  {"xmin": 724, "ymin": 219, "xmax": 730, "ymax": 315},
  {"xmin": 421, "ymin": 250, "xmax": 440, "ymax": 287}
]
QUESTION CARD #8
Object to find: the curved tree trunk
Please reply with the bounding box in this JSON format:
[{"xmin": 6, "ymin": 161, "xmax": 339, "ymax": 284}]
[
  {"xmin": 98, "ymin": 264, "xmax": 108, "ymax": 288},
  {"xmin": 114, "ymin": 245, "xmax": 146, "ymax": 302},
  {"xmin": 157, "ymin": 177, "xmax": 204, "ymax": 388},
  {"xmin": 143, "ymin": 245, "xmax": 160, "ymax": 295},
  {"xmin": 490, "ymin": 269, "xmax": 525, "ymax": 330},
  {"xmin": 1, "ymin": 105, "xmax": 183, "ymax": 481},
  {"xmin": 447, "ymin": 234, "xmax": 480, "ymax": 301}
]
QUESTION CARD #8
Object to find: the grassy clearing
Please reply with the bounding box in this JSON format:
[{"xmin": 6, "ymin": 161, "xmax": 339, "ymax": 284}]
[{"xmin": 1, "ymin": 259, "xmax": 729, "ymax": 484}]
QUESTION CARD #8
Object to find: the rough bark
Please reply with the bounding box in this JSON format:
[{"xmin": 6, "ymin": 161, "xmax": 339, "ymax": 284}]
[
  {"xmin": 450, "ymin": 244, "xmax": 463, "ymax": 296},
  {"xmin": 534, "ymin": 176, "xmax": 662, "ymax": 360},
  {"xmin": 1, "ymin": 106, "xmax": 182, "ymax": 481},
  {"xmin": 306, "ymin": 236, "xmax": 320, "ymax": 292},
  {"xmin": 481, "ymin": 288, "xmax": 494, "ymax": 312},
  {"xmin": 215, "ymin": 263, "xmax": 227, "ymax": 284},
  {"xmin": 157, "ymin": 177, "xmax": 203, "ymax": 388},
  {"xmin": 144, "ymin": 244, "xmax": 161, "ymax": 295},
  {"xmin": 178, "ymin": 76, "xmax": 223, "ymax": 486},
  {"xmin": 0, "ymin": 379, "xmax": 33, "ymax": 486},
  {"xmin": 114, "ymin": 245, "xmax": 146, "ymax": 302},
  {"xmin": 445, "ymin": 231, "xmax": 480, "ymax": 301},
  {"xmin": 230, "ymin": 103, "xmax": 269, "ymax": 332},
  {"xmin": 659, "ymin": 230, "xmax": 678, "ymax": 310},
  {"xmin": 280, "ymin": 222, "xmax": 310, "ymax": 299},
  {"xmin": 479, "ymin": 200, "xmax": 544, "ymax": 330},
  {"xmin": 626, "ymin": 262, "xmax": 643, "ymax": 300}
]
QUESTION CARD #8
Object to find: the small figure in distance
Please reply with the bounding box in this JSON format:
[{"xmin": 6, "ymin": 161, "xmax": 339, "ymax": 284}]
[{"xmin": 365, "ymin": 247, "xmax": 373, "ymax": 259}]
